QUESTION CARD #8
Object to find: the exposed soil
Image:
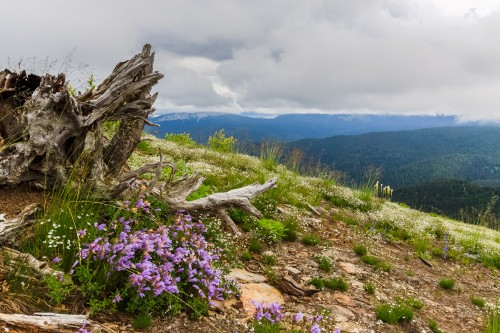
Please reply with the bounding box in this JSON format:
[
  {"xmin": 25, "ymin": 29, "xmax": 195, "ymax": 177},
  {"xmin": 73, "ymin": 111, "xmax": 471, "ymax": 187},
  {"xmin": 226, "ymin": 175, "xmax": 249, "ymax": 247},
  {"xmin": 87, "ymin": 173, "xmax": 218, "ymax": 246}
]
[{"xmin": 0, "ymin": 184, "xmax": 46, "ymax": 218}]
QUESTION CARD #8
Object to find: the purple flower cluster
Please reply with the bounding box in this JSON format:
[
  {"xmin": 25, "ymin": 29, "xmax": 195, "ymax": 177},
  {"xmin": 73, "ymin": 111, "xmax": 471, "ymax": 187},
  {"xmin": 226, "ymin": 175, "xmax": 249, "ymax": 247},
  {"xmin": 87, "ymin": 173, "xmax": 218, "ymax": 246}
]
[
  {"xmin": 252, "ymin": 302, "xmax": 342, "ymax": 333},
  {"xmin": 79, "ymin": 209, "xmax": 230, "ymax": 302},
  {"xmin": 251, "ymin": 301, "xmax": 285, "ymax": 324}
]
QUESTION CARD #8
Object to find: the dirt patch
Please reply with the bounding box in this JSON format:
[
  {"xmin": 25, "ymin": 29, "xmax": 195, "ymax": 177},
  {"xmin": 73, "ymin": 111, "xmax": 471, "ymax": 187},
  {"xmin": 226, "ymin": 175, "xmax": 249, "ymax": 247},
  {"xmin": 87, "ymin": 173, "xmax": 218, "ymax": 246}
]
[{"xmin": 0, "ymin": 184, "xmax": 46, "ymax": 218}]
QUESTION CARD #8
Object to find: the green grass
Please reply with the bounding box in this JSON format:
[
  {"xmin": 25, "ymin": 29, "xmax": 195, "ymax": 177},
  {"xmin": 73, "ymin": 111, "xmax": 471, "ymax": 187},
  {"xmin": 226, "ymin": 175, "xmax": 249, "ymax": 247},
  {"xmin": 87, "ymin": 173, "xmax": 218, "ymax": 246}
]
[
  {"xmin": 323, "ymin": 277, "xmax": 349, "ymax": 291},
  {"xmin": 361, "ymin": 255, "xmax": 391, "ymax": 272},
  {"xmin": 429, "ymin": 319, "xmax": 445, "ymax": 333},
  {"xmin": 240, "ymin": 251, "xmax": 252, "ymax": 262},
  {"xmin": 301, "ymin": 233, "xmax": 322, "ymax": 246},
  {"xmin": 308, "ymin": 277, "xmax": 348, "ymax": 291},
  {"xmin": 438, "ymin": 278, "xmax": 455, "ymax": 290},
  {"xmin": 308, "ymin": 277, "xmax": 324, "ymax": 289},
  {"xmin": 363, "ymin": 282, "xmax": 376, "ymax": 295},
  {"xmin": 249, "ymin": 237, "xmax": 263, "ymax": 253},
  {"xmin": 485, "ymin": 311, "xmax": 500, "ymax": 333},
  {"xmin": 471, "ymin": 295, "xmax": 486, "ymax": 308},
  {"xmin": 353, "ymin": 244, "xmax": 367, "ymax": 256},
  {"xmin": 315, "ymin": 255, "xmax": 333, "ymax": 272},
  {"xmin": 262, "ymin": 253, "xmax": 277, "ymax": 266},
  {"xmin": 375, "ymin": 302, "xmax": 414, "ymax": 324}
]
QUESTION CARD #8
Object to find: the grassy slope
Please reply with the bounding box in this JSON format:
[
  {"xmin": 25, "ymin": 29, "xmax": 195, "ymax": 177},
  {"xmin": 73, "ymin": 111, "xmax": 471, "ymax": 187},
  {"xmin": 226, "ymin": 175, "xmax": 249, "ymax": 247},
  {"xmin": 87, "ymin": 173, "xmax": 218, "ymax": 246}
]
[{"xmin": 135, "ymin": 134, "xmax": 500, "ymax": 265}]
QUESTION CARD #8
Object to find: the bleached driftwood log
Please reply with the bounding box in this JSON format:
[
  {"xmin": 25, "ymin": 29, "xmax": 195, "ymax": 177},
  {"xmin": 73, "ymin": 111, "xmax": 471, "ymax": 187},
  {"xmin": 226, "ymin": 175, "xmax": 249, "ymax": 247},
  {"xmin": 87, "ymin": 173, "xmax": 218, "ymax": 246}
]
[
  {"xmin": 0, "ymin": 203, "xmax": 40, "ymax": 245},
  {"xmin": 163, "ymin": 176, "xmax": 278, "ymax": 236},
  {"xmin": 0, "ymin": 312, "xmax": 89, "ymax": 333}
]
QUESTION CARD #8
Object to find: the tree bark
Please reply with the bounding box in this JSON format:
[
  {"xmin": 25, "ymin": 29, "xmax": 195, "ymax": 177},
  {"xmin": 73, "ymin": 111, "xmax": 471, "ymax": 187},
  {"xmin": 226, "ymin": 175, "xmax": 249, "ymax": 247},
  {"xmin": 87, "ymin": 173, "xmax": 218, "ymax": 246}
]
[{"xmin": 0, "ymin": 44, "xmax": 163, "ymax": 195}]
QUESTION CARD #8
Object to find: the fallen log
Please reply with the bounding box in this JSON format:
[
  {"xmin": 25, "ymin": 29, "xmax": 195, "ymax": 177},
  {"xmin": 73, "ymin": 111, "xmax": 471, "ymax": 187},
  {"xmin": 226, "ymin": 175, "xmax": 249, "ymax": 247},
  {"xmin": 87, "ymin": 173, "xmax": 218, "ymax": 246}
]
[{"xmin": 0, "ymin": 312, "xmax": 90, "ymax": 333}]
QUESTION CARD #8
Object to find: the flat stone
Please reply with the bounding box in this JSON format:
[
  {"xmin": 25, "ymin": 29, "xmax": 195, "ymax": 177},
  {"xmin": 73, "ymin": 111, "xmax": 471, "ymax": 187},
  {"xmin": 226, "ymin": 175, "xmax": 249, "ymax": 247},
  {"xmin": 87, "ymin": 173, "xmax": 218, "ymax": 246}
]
[
  {"xmin": 330, "ymin": 305, "xmax": 356, "ymax": 319},
  {"xmin": 285, "ymin": 266, "xmax": 301, "ymax": 275},
  {"xmin": 333, "ymin": 293, "xmax": 356, "ymax": 307},
  {"xmin": 239, "ymin": 283, "xmax": 285, "ymax": 318},
  {"xmin": 229, "ymin": 268, "xmax": 267, "ymax": 283},
  {"xmin": 339, "ymin": 262, "xmax": 365, "ymax": 275}
]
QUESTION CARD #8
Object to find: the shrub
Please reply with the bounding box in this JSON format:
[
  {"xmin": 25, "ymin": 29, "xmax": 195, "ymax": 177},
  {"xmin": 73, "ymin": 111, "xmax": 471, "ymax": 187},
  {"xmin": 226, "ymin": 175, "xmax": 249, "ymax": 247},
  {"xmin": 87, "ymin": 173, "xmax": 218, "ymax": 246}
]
[
  {"xmin": 438, "ymin": 278, "xmax": 455, "ymax": 290},
  {"xmin": 257, "ymin": 218, "xmax": 287, "ymax": 243},
  {"xmin": 308, "ymin": 277, "xmax": 324, "ymax": 289},
  {"xmin": 208, "ymin": 129, "xmax": 236, "ymax": 153},
  {"xmin": 315, "ymin": 255, "xmax": 333, "ymax": 272},
  {"xmin": 240, "ymin": 251, "xmax": 252, "ymax": 262},
  {"xmin": 249, "ymin": 237, "xmax": 263, "ymax": 253},
  {"xmin": 164, "ymin": 132, "xmax": 196, "ymax": 146},
  {"xmin": 135, "ymin": 140, "xmax": 156, "ymax": 155},
  {"xmin": 282, "ymin": 216, "xmax": 300, "ymax": 241},
  {"xmin": 375, "ymin": 303, "xmax": 414, "ymax": 324},
  {"xmin": 262, "ymin": 252, "xmax": 277, "ymax": 266}
]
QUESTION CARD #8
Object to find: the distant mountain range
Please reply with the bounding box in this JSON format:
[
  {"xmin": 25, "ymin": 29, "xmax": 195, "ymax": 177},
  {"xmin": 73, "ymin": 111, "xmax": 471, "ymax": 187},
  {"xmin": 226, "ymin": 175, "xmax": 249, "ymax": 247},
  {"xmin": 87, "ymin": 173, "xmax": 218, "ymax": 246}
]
[{"xmin": 147, "ymin": 112, "xmax": 468, "ymax": 142}]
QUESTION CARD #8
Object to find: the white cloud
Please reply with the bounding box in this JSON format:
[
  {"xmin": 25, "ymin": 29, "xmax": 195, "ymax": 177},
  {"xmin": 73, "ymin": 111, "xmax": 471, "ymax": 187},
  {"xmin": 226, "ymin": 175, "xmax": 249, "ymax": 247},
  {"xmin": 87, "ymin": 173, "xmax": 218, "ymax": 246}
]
[{"xmin": 1, "ymin": 0, "xmax": 500, "ymax": 120}]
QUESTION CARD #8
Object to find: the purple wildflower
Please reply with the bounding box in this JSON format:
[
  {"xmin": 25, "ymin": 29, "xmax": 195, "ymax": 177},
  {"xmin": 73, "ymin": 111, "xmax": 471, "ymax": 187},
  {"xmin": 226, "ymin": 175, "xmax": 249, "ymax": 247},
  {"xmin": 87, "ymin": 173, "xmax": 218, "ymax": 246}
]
[
  {"xmin": 294, "ymin": 312, "xmax": 304, "ymax": 323},
  {"xmin": 52, "ymin": 256, "xmax": 61, "ymax": 263},
  {"xmin": 310, "ymin": 324, "xmax": 321, "ymax": 333}
]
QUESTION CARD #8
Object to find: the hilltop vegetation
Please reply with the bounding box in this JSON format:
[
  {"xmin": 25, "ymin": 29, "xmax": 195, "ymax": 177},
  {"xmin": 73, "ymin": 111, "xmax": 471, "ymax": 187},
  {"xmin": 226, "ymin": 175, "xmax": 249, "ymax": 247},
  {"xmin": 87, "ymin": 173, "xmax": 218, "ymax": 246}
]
[{"xmin": 1, "ymin": 131, "xmax": 500, "ymax": 333}]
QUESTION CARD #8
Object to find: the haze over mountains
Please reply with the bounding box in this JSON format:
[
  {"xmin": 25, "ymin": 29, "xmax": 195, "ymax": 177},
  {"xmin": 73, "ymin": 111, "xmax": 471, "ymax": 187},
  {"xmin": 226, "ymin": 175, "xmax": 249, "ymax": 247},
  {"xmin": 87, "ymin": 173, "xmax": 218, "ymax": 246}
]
[{"xmin": 147, "ymin": 113, "xmax": 466, "ymax": 142}]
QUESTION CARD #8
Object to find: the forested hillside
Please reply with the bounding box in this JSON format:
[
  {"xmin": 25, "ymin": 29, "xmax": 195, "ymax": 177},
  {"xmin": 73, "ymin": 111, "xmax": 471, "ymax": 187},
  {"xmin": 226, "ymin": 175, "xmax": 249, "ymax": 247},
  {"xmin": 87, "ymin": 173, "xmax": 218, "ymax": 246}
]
[
  {"xmin": 393, "ymin": 179, "xmax": 500, "ymax": 227},
  {"xmin": 286, "ymin": 126, "xmax": 500, "ymax": 188}
]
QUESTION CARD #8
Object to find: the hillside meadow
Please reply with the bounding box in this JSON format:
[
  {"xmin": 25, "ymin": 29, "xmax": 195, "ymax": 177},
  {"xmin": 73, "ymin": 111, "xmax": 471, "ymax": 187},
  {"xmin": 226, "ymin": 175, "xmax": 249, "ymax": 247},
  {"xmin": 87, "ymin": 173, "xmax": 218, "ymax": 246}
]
[{"xmin": 0, "ymin": 131, "xmax": 499, "ymax": 332}]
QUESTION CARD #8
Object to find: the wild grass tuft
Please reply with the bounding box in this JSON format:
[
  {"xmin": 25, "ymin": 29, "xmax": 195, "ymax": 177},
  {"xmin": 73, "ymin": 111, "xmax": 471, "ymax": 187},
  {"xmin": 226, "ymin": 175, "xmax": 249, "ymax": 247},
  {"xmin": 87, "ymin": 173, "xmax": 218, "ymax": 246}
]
[
  {"xmin": 364, "ymin": 281, "xmax": 376, "ymax": 295},
  {"xmin": 471, "ymin": 295, "xmax": 485, "ymax": 308},
  {"xmin": 353, "ymin": 244, "xmax": 367, "ymax": 256},
  {"xmin": 361, "ymin": 255, "xmax": 391, "ymax": 272},
  {"xmin": 375, "ymin": 302, "xmax": 414, "ymax": 324},
  {"xmin": 301, "ymin": 233, "xmax": 322, "ymax": 246},
  {"xmin": 315, "ymin": 255, "xmax": 333, "ymax": 272},
  {"xmin": 438, "ymin": 278, "xmax": 455, "ymax": 290},
  {"xmin": 429, "ymin": 319, "xmax": 445, "ymax": 333}
]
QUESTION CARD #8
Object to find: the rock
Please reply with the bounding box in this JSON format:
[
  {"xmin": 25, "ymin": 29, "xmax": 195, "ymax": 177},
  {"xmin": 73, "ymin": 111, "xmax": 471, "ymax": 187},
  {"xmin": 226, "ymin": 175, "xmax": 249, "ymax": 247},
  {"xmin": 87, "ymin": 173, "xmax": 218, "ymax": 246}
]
[
  {"xmin": 339, "ymin": 262, "xmax": 365, "ymax": 275},
  {"xmin": 330, "ymin": 304, "xmax": 356, "ymax": 319},
  {"xmin": 229, "ymin": 268, "xmax": 267, "ymax": 283},
  {"xmin": 443, "ymin": 306, "xmax": 454, "ymax": 313},
  {"xmin": 285, "ymin": 266, "xmax": 301, "ymax": 275},
  {"xmin": 239, "ymin": 283, "xmax": 285, "ymax": 318},
  {"xmin": 333, "ymin": 293, "xmax": 356, "ymax": 307}
]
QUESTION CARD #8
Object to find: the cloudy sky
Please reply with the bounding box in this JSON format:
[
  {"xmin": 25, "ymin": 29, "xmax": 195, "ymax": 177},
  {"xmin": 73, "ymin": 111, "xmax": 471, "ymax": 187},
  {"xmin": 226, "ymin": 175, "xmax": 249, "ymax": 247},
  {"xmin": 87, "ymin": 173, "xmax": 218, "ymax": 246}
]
[{"xmin": 2, "ymin": 0, "xmax": 500, "ymax": 121}]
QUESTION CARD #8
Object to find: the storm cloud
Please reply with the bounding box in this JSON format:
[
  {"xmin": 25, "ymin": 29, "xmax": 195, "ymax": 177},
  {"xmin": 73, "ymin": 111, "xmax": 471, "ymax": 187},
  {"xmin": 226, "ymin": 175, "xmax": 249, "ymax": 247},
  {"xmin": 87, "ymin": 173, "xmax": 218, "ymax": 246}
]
[{"xmin": 2, "ymin": 0, "xmax": 500, "ymax": 120}]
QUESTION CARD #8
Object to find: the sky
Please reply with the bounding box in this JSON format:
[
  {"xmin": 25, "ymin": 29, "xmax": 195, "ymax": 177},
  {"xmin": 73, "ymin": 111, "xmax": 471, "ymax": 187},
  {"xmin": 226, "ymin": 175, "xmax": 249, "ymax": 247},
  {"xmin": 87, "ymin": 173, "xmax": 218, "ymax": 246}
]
[{"xmin": 2, "ymin": 0, "xmax": 500, "ymax": 121}]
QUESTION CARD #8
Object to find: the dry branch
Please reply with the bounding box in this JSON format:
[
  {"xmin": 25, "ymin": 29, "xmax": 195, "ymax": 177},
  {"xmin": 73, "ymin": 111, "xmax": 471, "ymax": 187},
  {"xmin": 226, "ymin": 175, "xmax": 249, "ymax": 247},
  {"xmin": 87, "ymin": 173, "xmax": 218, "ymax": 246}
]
[
  {"xmin": 163, "ymin": 177, "xmax": 278, "ymax": 236},
  {"xmin": 0, "ymin": 203, "xmax": 40, "ymax": 245}
]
